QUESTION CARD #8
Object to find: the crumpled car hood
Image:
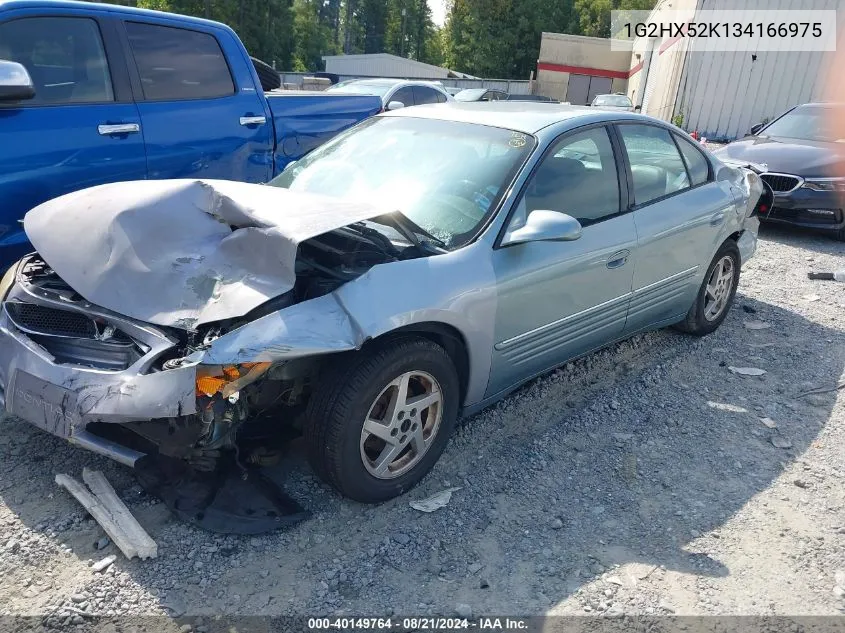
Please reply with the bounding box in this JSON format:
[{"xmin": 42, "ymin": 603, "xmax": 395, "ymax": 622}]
[{"xmin": 23, "ymin": 179, "xmax": 383, "ymax": 329}]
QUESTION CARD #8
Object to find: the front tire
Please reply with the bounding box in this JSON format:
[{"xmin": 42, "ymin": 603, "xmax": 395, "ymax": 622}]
[
  {"xmin": 674, "ymin": 240, "xmax": 740, "ymax": 336},
  {"xmin": 304, "ymin": 337, "xmax": 460, "ymax": 503}
]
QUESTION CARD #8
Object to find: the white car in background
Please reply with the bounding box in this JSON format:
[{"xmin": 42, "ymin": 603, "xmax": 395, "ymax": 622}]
[
  {"xmin": 591, "ymin": 93, "xmax": 639, "ymax": 112},
  {"xmin": 326, "ymin": 78, "xmax": 454, "ymax": 111}
]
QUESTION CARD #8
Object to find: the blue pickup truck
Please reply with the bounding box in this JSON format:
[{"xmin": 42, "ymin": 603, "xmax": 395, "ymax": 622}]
[{"xmin": 0, "ymin": 0, "xmax": 382, "ymax": 265}]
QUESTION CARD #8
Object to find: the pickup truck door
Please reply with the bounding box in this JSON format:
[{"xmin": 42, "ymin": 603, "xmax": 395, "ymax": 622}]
[
  {"xmin": 119, "ymin": 18, "xmax": 273, "ymax": 183},
  {"xmin": 0, "ymin": 12, "xmax": 146, "ymax": 263}
]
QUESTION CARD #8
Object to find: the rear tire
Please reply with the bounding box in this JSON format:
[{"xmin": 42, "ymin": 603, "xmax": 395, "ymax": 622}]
[
  {"xmin": 304, "ymin": 337, "xmax": 459, "ymax": 503},
  {"xmin": 674, "ymin": 241, "xmax": 740, "ymax": 336}
]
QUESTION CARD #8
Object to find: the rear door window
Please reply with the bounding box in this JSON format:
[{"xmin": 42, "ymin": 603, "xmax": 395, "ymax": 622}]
[
  {"xmin": 673, "ymin": 133, "xmax": 711, "ymax": 186},
  {"xmin": 124, "ymin": 21, "xmax": 235, "ymax": 101},
  {"xmin": 0, "ymin": 17, "xmax": 114, "ymax": 104},
  {"xmin": 390, "ymin": 86, "xmax": 415, "ymax": 107},
  {"xmin": 413, "ymin": 86, "xmax": 441, "ymax": 105},
  {"xmin": 618, "ymin": 124, "xmax": 691, "ymax": 206}
]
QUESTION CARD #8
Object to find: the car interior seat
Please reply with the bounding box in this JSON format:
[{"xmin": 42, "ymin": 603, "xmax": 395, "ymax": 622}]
[{"xmin": 630, "ymin": 164, "xmax": 668, "ymax": 205}]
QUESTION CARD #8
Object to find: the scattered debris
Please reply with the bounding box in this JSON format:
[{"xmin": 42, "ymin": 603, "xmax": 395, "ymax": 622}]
[
  {"xmin": 728, "ymin": 366, "xmax": 767, "ymax": 376},
  {"xmin": 743, "ymin": 320, "xmax": 771, "ymax": 330},
  {"xmin": 92, "ymin": 555, "xmax": 116, "ymax": 573},
  {"xmin": 741, "ymin": 305, "xmax": 757, "ymax": 314},
  {"xmin": 606, "ymin": 575, "xmax": 624, "ymax": 586},
  {"xmin": 55, "ymin": 470, "xmax": 157, "ymax": 560},
  {"xmin": 794, "ymin": 479, "xmax": 808, "ymax": 489},
  {"xmin": 94, "ymin": 537, "xmax": 110, "ymax": 551},
  {"xmin": 409, "ymin": 487, "xmax": 461, "ymax": 513},
  {"xmin": 771, "ymin": 436, "xmax": 793, "ymax": 449},
  {"xmin": 802, "ymin": 294, "xmax": 821, "ymax": 302},
  {"xmin": 760, "ymin": 417, "xmax": 778, "ymax": 429},
  {"xmin": 479, "ymin": 577, "xmax": 490, "ymax": 589},
  {"xmin": 808, "ymin": 270, "xmax": 845, "ymax": 282},
  {"xmin": 455, "ymin": 603, "xmax": 473, "ymax": 619},
  {"xmin": 795, "ymin": 380, "xmax": 845, "ymax": 399},
  {"xmin": 551, "ymin": 518, "xmax": 564, "ymax": 529}
]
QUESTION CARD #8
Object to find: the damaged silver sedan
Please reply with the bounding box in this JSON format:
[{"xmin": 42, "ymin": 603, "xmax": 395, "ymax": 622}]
[{"xmin": 0, "ymin": 104, "xmax": 769, "ymax": 505}]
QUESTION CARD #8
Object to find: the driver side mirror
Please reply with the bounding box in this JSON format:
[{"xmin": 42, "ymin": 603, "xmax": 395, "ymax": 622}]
[
  {"xmin": 749, "ymin": 122, "xmax": 764, "ymax": 135},
  {"xmin": 386, "ymin": 100, "xmax": 405, "ymax": 111},
  {"xmin": 501, "ymin": 210, "xmax": 582, "ymax": 247},
  {"xmin": 634, "ymin": 105, "xmax": 642, "ymax": 111},
  {"xmin": 0, "ymin": 60, "xmax": 35, "ymax": 102}
]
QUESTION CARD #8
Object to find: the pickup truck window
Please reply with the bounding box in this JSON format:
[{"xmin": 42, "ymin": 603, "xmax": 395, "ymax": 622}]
[
  {"xmin": 124, "ymin": 22, "xmax": 235, "ymax": 101},
  {"xmin": 0, "ymin": 17, "xmax": 114, "ymax": 105}
]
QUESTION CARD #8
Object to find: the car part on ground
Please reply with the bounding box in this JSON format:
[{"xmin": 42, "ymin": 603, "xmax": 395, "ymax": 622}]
[{"xmin": 0, "ymin": 104, "xmax": 765, "ymax": 519}]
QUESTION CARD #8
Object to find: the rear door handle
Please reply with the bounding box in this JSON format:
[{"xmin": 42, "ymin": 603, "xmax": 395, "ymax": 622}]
[
  {"xmin": 710, "ymin": 211, "xmax": 727, "ymax": 225},
  {"xmin": 240, "ymin": 116, "xmax": 267, "ymax": 126},
  {"xmin": 98, "ymin": 123, "xmax": 140, "ymax": 136},
  {"xmin": 607, "ymin": 249, "xmax": 630, "ymax": 269}
]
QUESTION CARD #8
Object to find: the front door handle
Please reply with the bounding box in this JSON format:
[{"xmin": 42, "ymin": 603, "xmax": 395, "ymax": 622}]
[
  {"xmin": 98, "ymin": 123, "xmax": 140, "ymax": 136},
  {"xmin": 240, "ymin": 116, "xmax": 267, "ymax": 126},
  {"xmin": 607, "ymin": 249, "xmax": 630, "ymax": 269}
]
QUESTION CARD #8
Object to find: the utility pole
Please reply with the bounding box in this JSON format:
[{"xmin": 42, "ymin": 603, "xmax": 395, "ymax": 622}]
[
  {"xmin": 416, "ymin": 0, "xmax": 425, "ymax": 60},
  {"xmin": 400, "ymin": 7, "xmax": 407, "ymax": 57},
  {"xmin": 344, "ymin": 0, "xmax": 354, "ymax": 54}
]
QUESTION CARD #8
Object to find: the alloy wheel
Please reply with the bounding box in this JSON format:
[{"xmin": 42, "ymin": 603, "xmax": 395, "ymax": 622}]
[{"xmin": 359, "ymin": 370, "xmax": 443, "ymax": 479}]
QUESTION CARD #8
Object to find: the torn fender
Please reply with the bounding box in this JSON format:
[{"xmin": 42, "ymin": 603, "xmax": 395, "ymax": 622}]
[
  {"xmin": 24, "ymin": 180, "xmax": 384, "ymax": 330},
  {"xmin": 194, "ymin": 242, "xmax": 498, "ymax": 407}
]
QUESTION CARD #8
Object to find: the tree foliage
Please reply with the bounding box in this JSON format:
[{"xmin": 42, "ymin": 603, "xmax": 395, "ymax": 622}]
[{"xmin": 94, "ymin": 0, "xmax": 655, "ymax": 78}]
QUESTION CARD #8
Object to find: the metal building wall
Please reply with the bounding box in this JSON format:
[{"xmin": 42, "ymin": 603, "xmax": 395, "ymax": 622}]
[
  {"xmin": 662, "ymin": 0, "xmax": 843, "ymax": 139},
  {"xmin": 322, "ymin": 54, "xmax": 452, "ymax": 79}
]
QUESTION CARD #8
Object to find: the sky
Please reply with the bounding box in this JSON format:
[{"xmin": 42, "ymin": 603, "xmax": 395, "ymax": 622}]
[{"xmin": 428, "ymin": 0, "xmax": 448, "ymax": 27}]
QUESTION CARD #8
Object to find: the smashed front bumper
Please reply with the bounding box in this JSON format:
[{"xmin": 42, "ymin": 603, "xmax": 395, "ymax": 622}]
[{"xmin": 0, "ymin": 256, "xmax": 198, "ymax": 465}]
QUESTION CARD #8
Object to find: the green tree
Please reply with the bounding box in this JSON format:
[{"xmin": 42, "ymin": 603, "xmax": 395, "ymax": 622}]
[{"xmin": 292, "ymin": 0, "xmax": 335, "ymax": 70}]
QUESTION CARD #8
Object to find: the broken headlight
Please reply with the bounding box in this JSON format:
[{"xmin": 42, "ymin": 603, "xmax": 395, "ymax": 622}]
[{"xmin": 195, "ymin": 362, "xmax": 271, "ymax": 399}]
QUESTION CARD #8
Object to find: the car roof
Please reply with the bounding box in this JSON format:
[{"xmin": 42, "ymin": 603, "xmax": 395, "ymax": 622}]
[
  {"xmin": 0, "ymin": 0, "xmax": 227, "ymax": 28},
  {"xmin": 342, "ymin": 78, "xmax": 443, "ymax": 88},
  {"xmin": 382, "ymin": 102, "xmax": 650, "ymax": 134}
]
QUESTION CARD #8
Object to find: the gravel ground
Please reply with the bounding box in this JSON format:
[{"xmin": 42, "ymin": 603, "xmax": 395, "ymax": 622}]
[{"xmin": 1, "ymin": 224, "xmax": 844, "ymax": 626}]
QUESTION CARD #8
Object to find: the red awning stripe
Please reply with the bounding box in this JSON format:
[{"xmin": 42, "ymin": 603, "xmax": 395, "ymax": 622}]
[{"xmin": 537, "ymin": 60, "xmax": 645, "ymax": 79}]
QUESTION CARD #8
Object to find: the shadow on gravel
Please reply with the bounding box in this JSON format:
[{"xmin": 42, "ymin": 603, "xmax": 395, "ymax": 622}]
[
  {"xmin": 759, "ymin": 222, "xmax": 845, "ymax": 256},
  {"xmin": 0, "ymin": 286, "xmax": 843, "ymax": 618}
]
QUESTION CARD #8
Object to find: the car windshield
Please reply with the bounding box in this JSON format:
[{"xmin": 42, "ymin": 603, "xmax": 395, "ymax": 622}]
[
  {"xmin": 455, "ymin": 89, "xmax": 486, "ymax": 101},
  {"xmin": 762, "ymin": 105, "xmax": 845, "ymax": 142},
  {"xmin": 269, "ymin": 116, "xmax": 535, "ymax": 249},
  {"xmin": 326, "ymin": 81, "xmax": 397, "ymax": 97},
  {"xmin": 593, "ymin": 95, "xmax": 631, "ymax": 107}
]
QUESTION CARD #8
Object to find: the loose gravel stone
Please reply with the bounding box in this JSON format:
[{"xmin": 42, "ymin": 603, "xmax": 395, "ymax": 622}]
[{"xmin": 0, "ymin": 229, "xmax": 843, "ymax": 619}]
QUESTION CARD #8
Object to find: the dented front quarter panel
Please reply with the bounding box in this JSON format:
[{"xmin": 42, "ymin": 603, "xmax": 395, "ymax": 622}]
[{"xmin": 195, "ymin": 241, "xmax": 498, "ymax": 406}]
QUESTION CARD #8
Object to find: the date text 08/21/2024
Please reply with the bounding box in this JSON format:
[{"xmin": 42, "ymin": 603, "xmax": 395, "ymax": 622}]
[{"xmin": 307, "ymin": 617, "xmax": 530, "ymax": 630}]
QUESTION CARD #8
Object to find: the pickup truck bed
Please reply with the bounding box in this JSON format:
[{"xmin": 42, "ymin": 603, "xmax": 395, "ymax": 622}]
[{"xmin": 0, "ymin": 0, "xmax": 381, "ymax": 266}]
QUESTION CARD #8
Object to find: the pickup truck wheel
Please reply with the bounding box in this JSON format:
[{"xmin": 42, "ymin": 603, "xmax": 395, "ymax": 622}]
[
  {"xmin": 674, "ymin": 241, "xmax": 740, "ymax": 336},
  {"xmin": 304, "ymin": 337, "xmax": 459, "ymax": 503}
]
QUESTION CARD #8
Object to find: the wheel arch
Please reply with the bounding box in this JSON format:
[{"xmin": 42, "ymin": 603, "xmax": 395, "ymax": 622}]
[{"xmin": 369, "ymin": 322, "xmax": 471, "ymax": 408}]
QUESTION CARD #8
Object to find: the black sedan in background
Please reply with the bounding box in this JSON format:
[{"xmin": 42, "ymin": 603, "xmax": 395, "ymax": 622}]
[{"xmin": 714, "ymin": 103, "xmax": 845, "ymax": 241}]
